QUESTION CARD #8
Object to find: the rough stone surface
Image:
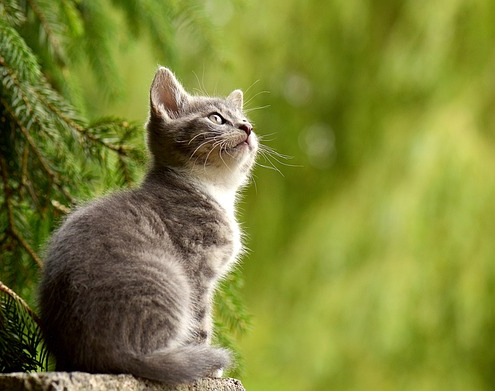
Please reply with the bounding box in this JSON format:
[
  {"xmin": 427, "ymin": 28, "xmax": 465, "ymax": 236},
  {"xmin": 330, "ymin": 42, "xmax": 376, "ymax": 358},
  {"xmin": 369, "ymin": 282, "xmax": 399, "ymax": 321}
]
[{"xmin": 0, "ymin": 372, "xmax": 246, "ymax": 391}]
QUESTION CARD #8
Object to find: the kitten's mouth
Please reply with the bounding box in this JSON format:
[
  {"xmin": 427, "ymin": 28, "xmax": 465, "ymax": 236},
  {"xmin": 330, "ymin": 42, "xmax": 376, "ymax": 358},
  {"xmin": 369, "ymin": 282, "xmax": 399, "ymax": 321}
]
[
  {"xmin": 235, "ymin": 140, "xmax": 249, "ymax": 148},
  {"xmin": 220, "ymin": 133, "xmax": 255, "ymax": 156},
  {"xmin": 234, "ymin": 135, "xmax": 251, "ymax": 149}
]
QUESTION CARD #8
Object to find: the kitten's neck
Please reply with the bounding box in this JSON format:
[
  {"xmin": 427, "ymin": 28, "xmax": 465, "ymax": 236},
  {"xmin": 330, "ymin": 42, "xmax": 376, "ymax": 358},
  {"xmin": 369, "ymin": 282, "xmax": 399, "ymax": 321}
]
[
  {"xmin": 144, "ymin": 166, "xmax": 240, "ymax": 216},
  {"xmin": 197, "ymin": 180, "xmax": 237, "ymax": 215},
  {"xmin": 187, "ymin": 167, "xmax": 243, "ymax": 216}
]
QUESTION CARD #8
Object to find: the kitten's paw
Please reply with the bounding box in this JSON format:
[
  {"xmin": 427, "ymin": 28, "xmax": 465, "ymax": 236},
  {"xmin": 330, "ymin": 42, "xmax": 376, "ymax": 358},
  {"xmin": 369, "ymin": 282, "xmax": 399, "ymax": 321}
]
[{"xmin": 209, "ymin": 368, "xmax": 224, "ymax": 378}]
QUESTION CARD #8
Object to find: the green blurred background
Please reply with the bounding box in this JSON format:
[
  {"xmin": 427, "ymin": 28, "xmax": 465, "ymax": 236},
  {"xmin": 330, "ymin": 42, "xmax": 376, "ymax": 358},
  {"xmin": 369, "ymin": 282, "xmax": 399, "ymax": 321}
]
[{"xmin": 79, "ymin": 1, "xmax": 495, "ymax": 390}]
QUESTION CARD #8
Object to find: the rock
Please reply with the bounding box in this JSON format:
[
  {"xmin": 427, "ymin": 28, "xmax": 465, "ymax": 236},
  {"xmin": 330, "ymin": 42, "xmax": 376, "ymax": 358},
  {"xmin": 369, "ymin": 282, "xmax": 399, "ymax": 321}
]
[{"xmin": 0, "ymin": 372, "xmax": 246, "ymax": 391}]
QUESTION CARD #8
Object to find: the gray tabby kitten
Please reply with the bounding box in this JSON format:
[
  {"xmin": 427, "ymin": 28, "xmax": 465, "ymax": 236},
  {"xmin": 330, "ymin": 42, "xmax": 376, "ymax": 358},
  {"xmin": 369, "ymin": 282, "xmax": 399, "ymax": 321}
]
[{"xmin": 38, "ymin": 67, "xmax": 258, "ymax": 384}]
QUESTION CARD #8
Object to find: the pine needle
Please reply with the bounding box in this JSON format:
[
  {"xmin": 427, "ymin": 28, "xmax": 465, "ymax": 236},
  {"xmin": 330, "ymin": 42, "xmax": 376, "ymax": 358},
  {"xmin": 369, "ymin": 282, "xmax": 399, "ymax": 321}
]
[{"xmin": 0, "ymin": 281, "xmax": 50, "ymax": 373}]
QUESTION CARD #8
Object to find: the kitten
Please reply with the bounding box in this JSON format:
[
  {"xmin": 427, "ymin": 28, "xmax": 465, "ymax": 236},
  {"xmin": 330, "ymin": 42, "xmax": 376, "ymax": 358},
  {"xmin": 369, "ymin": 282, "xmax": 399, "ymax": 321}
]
[{"xmin": 38, "ymin": 67, "xmax": 258, "ymax": 384}]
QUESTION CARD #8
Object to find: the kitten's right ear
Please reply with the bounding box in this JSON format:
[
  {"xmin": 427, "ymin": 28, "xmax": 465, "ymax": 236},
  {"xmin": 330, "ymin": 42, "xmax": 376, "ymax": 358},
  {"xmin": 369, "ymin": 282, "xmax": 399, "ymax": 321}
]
[
  {"xmin": 150, "ymin": 67, "xmax": 189, "ymax": 119},
  {"xmin": 227, "ymin": 89, "xmax": 244, "ymax": 110}
]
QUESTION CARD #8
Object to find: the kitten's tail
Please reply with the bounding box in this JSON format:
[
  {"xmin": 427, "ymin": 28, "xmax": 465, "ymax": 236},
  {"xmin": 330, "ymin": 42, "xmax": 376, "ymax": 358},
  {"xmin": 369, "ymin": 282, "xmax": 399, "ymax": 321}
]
[{"xmin": 118, "ymin": 345, "xmax": 231, "ymax": 385}]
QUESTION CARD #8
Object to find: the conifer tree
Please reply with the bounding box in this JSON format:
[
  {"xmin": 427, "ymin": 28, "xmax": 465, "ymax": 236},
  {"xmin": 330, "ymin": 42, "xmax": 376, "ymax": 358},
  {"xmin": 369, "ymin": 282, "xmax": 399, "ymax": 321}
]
[{"xmin": 0, "ymin": 0, "xmax": 248, "ymax": 374}]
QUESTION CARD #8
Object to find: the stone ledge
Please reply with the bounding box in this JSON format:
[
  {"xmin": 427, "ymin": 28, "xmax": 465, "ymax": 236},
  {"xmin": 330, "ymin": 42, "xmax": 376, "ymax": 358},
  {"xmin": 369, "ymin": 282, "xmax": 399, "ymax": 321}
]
[{"xmin": 0, "ymin": 372, "xmax": 246, "ymax": 391}]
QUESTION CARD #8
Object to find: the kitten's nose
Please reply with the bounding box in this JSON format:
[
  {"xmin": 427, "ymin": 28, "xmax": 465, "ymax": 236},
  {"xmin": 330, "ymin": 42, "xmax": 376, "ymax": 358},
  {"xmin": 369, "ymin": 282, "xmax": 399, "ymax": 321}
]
[{"xmin": 239, "ymin": 123, "xmax": 252, "ymax": 137}]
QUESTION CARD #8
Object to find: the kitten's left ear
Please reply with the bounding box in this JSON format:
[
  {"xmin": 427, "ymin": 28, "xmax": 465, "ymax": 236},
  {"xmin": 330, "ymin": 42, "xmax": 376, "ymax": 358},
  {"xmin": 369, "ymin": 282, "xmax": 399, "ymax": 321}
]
[
  {"xmin": 150, "ymin": 67, "xmax": 189, "ymax": 119},
  {"xmin": 227, "ymin": 89, "xmax": 243, "ymax": 110}
]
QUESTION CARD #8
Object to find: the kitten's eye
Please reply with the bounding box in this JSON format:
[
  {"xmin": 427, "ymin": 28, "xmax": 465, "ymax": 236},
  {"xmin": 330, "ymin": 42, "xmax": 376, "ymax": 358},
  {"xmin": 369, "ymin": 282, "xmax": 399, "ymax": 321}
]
[{"xmin": 208, "ymin": 113, "xmax": 225, "ymax": 125}]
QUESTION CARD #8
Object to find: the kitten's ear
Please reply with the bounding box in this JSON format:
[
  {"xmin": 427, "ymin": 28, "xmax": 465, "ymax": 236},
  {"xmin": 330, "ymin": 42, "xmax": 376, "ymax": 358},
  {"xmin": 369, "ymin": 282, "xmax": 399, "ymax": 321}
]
[
  {"xmin": 150, "ymin": 67, "xmax": 189, "ymax": 119},
  {"xmin": 227, "ymin": 89, "xmax": 243, "ymax": 110}
]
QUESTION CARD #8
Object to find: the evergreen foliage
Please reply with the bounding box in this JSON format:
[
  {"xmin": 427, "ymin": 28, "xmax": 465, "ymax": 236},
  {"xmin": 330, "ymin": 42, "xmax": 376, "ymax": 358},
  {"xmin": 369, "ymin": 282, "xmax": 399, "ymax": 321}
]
[
  {"xmin": 0, "ymin": 281, "xmax": 49, "ymax": 372},
  {"xmin": 0, "ymin": 0, "xmax": 148, "ymax": 309},
  {"xmin": 1, "ymin": 0, "xmax": 247, "ymax": 376}
]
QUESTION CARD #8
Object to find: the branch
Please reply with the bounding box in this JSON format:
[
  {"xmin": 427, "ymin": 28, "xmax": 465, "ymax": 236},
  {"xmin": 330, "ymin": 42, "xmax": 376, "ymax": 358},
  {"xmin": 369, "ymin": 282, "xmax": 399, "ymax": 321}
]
[
  {"xmin": 0, "ymin": 97, "xmax": 74, "ymax": 204},
  {"xmin": 0, "ymin": 50, "xmax": 124, "ymax": 157},
  {"xmin": 51, "ymin": 199, "xmax": 70, "ymax": 214},
  {"xmin": 0, "ymin": 280, "xmax": 42, "ymax": 328},
  {"xmin": 0, "ymin": 54, "xmax": 37, "ymax": 122},
  {"xmin": 118, "ymin": 155, "xmax": 133, "ymax": 185},
  {"xmin": 0, "ymin": 156, "xmax": 43, "ymax": 269},
  {"xmin": 19, "ymin": 144, "xmax": 29, "ymax": 200},
  {"xmin": 24, "ymin": 0, "xmax": 66, "ymax": 64},
  {"xmin": 67, "ymin": 117, "xmax": 131, "ymax": 155}
]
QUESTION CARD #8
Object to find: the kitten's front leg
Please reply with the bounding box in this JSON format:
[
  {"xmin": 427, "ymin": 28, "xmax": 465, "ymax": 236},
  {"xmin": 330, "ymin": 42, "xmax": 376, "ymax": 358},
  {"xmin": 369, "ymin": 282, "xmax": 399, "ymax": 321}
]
[
  {"xmin": 210, "ymin": 368, "xmax": 224, "ymax": 378},
  {"xmin": 191, "ymin": 303, "xmax": 228, "ymax": 378},
  {"xmin": 190, "ymin": 290, "xmax": 214, "ymax": 344},
  {"xmin": 190, "ymin": 308, "xmax": 213, "ymax": 345}
]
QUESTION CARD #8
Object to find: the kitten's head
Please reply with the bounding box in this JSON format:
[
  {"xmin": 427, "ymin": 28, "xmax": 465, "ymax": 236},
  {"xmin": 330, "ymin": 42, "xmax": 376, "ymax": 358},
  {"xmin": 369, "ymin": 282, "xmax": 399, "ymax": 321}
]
[{"xmin": 146, "ymin": 67, "xmax": 258, "ymax": 188}]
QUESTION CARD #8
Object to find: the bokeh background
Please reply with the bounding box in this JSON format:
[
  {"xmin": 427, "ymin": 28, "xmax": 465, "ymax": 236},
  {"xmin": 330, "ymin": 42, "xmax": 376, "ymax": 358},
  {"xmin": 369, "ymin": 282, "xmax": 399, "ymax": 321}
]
[
  {"xmin": 81, "ymin": 1, "xmax": 495, "ymax": 390},
  {"xmin": 4, "ymin": 0, "xmax": 495, "ymax": 389}
]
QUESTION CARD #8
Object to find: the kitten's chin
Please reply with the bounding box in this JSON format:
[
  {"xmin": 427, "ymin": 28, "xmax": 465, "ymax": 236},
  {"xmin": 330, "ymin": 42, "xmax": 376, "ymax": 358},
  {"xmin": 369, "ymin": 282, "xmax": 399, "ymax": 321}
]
[
  {"xmin": 229, "ymin": 133, "xmax": 258, "ymax": 158},
  {"xmin": 182, "ymin": 133, "xmax": 257, "ymax": 187},
  {"xmin": 231, "ymin": 141, "xmax": 254, "ymax": 155},
  {"xmin": 187, "ymin": 143, "xmax": 256, "ymax": 189},
  {"xmin": 223, "ymin": 141, "xmax": 257, "ymax": 169},
  {"xmin": 234, "ymin": 137, "xmax": 255, "ymax": 150}
]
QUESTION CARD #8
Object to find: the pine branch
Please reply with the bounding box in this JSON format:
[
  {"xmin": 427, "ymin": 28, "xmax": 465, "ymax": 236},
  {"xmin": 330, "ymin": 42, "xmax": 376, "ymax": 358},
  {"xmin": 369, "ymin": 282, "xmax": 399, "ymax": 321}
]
[
  {"xmin": 113, "ymin": 0, "xmax": 215, "ymax": 63},
  {"xmin": 1, "ymin": 97, "xmax": 75, "ymax": 203},
  {"xmin": 216, "ymin": 271, "xmax": 252, "ymax": 336},
  {"xmin": 0, "ymin": 280, "xmax": 49, "ymax": 373},
  {"xmin": 113, "ymin": 0, "xmax": 177, "ymax": 61},
  {"xmin": 1, "ymin": 19, "xmax": 141, "ymax": 181},
  {"xmin": 24, "ymin": 0, "xmax": 67, "ymax": 65},
  {"xmin": 85, "ymin": 118, "xmax": 143, "ymax": 155},
  {"xmin": 77, "ymin": 1, "xmax": 121, "ymax": 98},
  {"xmin": 0, "ymin": 0, "xmax": 25, "ymax": 26},
  {"xmin": 214, "ymin": 270, "xmax": 252, "ymax": 377},
  {"xmin": 0, "ymin": 156, "xmax": 43, "ymax": 269},
  {"xmin": 0, "ymin": 22, "xmax": 84, "ymax": 175},
  {"xmin": 0, "ymin": 281, "xmax": 41, "ymax": 327}
]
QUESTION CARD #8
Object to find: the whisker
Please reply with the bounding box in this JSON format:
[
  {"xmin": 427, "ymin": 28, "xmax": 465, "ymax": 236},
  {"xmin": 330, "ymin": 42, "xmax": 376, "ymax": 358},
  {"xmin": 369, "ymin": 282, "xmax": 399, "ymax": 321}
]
[
  {"xmin": 256, "ymin": 162, "xmax": 284, "ymax": 176},
  {"xmin": 189, "ymin": 136, "xmax": 222, "ymax": 161},
  {"xmin": 244, "ymin": 104, "xmax": 271, "ymax": 113},
  {"xmin": 243, "ymin": 79, "xmax": 261, "ymax": 96},
  {"xmin": 262, "ymin": 152, "xmax": 300, "ymax": 168},
  {"xmin": 256, "ymin": 149, "xmax": 285, "ymax": 176},
  {"xmin": 251, "ymin": 173, "xmax": 258, "ymax": 194},
  {"xmin": 253, "ymin": 134, "xmax": 301, "ymax": 176},
  {"xmin": 257, "ymin": 133, "xmax": 280, "ymax": 143},
  {"xmin": 190, "ymin": 141, "xmax": 210, "ymax": 160},
  {"xmin": 186, "ymin": 131, "xmax": 219, "ymax": 145},
  {"xmin": 203, "ymin": 139, "xmax": 225, "ymax": 169},
  {"xmin": 192, "ymin": 70, "xmax": 210, "ymax": 97},
  {"xmin": 244, "ymin": 90, "xmax": 270, "ymax": 107},
  {"xmin": 259, "ymin": 145, "xmax": 294, "ymax": 162},
  {"xmin": 218, "ymin": 142, "xmax": 233, "ymax": 172},
  {"xmin": 257, "ymin": 132, "xmax": 278, "ymax": 139}
]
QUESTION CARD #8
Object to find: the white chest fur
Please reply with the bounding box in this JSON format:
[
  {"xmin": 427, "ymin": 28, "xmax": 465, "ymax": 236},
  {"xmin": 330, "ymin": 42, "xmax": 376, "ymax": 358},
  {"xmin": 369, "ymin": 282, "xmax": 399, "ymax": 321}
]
[{"xmin": 199, "ymin": 180, "xmax": 243, "ymax": 272}]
